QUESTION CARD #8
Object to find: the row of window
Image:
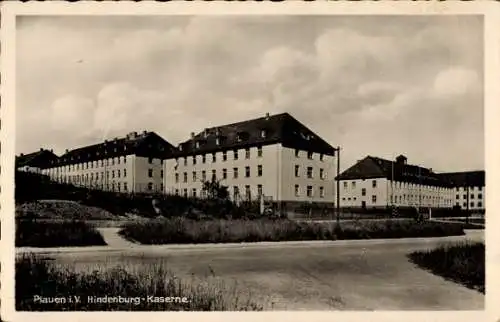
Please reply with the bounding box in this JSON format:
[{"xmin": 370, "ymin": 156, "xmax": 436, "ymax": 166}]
[
  {"xmin": 456, "ymin": 194, "xmax": 483, "ymax": 200},
  {"xmin": 294, "ymin": 165, "xmax": 327, "ymax": 179},
  {"xmin": 176, "ymin": 184, "xmax": 264, "ymax": 200},
  {"xmin": 456, "ymin": 186, "xmax": 483, "ymax": 191},
  {"xmin": 44, "ymin": 157, "xmax": 162, "ymax": 173},
  {"xmin": 294, "ymin": 149, "xmax": 326, "ymax": 161},
  {"xmin": 175, "ymin": 165, "xmax": 263, "ymax": 183},
  {"xmin": 178, "ymin": 147, "xmax": 263, "ymax": 167},
  {"xmin": 342, "ymin": 195, "xmax": 454, "ymax": 204},
  {"xmin": 48, "ymin": 168, "xmax": 164, "ymax": 181},
  {"xmin": 457, "ymin": 202, "xmax": 483, "ymax": 208},
  {"xmin": 344, "ymin": 180, "xmax": 378, "ymax": 189},
  {"xmin": 294, "ymin": 185, "xmax": 326, "ymax": 198}
]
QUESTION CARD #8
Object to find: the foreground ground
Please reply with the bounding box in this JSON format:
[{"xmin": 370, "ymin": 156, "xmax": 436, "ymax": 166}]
[{"xmin": 17, "ymin": 229, "xmax": 484, "ymax": 310}]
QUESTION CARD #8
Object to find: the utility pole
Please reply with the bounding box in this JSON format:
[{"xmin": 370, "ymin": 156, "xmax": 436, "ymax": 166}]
[{"xmin": 336, "ymin": 146, "xmax": 341, "ymax": 224}]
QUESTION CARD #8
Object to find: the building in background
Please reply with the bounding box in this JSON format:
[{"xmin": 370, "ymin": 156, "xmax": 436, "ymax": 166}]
[
  {"xmin": 16, "ymin": 148, "xmax": 59, "ymax": 174},
  {"xmin": 437, "ymin": 171, "xmax": 485, "ymax": 213},
  {"xmin": 336, "ymin": 155, "xmax": 456, "ymax": 211},
  {"xmin": 40, "ymin": 131, "xmax": 177, "ymax": 193},
  {"xmin": 164, "ymin": 112, "xmax": 337, "ymax": 211}
]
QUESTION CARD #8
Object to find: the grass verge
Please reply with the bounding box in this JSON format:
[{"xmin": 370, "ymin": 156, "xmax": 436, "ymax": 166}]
[
  {"xmin": 16, "ymin": 254, "xmax": 263, "ymax": 311},
  {"xmin": 119, "ymin": 218, "xmax": 467, "ymax": 245},
  {"xmin": 408, "ymin": 241, "xmax": 484, "ymax": 293},
  {"xmin": 16, "ymin": 220, "xmax": 107, "ymax": 247}
]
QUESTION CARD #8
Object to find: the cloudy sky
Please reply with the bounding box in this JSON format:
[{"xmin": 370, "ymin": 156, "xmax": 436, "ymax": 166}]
[{"xmin": 17, "ymin": 15, "xmax": 483, "ymax": 172}]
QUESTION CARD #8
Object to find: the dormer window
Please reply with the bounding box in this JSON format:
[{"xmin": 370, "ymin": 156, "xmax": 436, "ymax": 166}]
[
  {"xmin": 236, "ymin": 134, "xmax": 242, "ymax": 142},
  {"xmin": 195, "ymin": 141, "xmax": 200, "ymax": 149},
  {"xmin": 261, "ymin": 129, "xmax": 267, "ymax": 138},
  {"xmin": 179, "ymin": 145, "xmax": 183, "ymax": 151},
  {"xmin": 215, "ymin": 137, "xmax": 220, "ymax": 145}
]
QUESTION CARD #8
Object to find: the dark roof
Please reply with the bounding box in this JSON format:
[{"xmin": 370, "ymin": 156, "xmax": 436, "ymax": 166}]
[
  {"xmin": 16, "ymin": 149, "xmax": 59, "ymax": 169},
  {"xmin": 55, "ymin": 131, "xmax": 177, "ymax": 166},
  {"xmin": 436, "ymin": 171, "xmax": 485, "ymax": 187},
  {"xmin": 172, "ymin": 112, "xmax": 337, "ymax": 158},
  {"xmin": 335, "ymin": 155, "xmax": 451, "ymax": 187}
]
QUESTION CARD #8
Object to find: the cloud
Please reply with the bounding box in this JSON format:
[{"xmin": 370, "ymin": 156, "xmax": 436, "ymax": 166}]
[{"xmin": 16, "ymin": 15, "xmax": 484, "ymax": 172}]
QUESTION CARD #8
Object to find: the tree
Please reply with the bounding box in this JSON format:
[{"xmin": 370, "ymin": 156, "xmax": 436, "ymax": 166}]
[{"xmin": 201, "ymin": 177, "xmax": 229, "ymax": 200}]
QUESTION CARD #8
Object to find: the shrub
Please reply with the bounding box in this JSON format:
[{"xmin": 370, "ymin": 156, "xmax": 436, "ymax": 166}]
[
  {"xmin": 120, "ymin": 219, "xmax": 466, "ymax": 245},
  {"xmin": 408, "ymin": 241, "xmax": 485, "ymax": 293},
  {"xmin": 16, "ymin": 254, "xmax": 263, "ymax": 311},
  {"xmin": 16, "ymin": 220, "xmax": 107, "ymax": 247}
]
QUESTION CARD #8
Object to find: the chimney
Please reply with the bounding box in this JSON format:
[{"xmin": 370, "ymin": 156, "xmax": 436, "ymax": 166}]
[
  {"xmin": 190, "ymin": 132, "xmax": 195, "ymax": 139},
  {"xmin": 215, "ymin": 128, "xmax": 220, "ymax": 136},
  {"xmin": 204, "ymin": 128, "xmax": 209, "ymax": 138},
  {"xmin": 20, "ymin": 153, "xmax": 24, "ymax": 157},
  {"xmin": 40, "ymin": 148, "xmax": 43, "ymax": 151},
  {"xmin": 396, "ymin": 155, "xmax": 407, "ymax": 165},
  {"xmin": 50, "ymin": 149, "xmax": 53, "ymax": 153},
  {"xmin": 65, "ymin": 149, "xmax": 69, "ymax": 154},
  {"xmin": 143, "ymin": 130, "xmax": 147, "ymax": 135},
  {"xmin": 265, "ymin": 112, "xmax": 270, "ymax": 120}
]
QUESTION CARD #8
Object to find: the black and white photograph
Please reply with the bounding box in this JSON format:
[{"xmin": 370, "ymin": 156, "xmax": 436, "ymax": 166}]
[{"xmin": 1, "ymin": 1, "xmax": 498, "ymax": 321}]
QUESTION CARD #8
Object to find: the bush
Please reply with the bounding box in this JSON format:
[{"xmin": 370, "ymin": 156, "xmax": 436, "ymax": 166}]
[
  {"xmin": 408, "ymin": 242, "xmax": 485, "ymax": 293},
  {"xmin": 16, "ymin": 220, "xmax": 107, "ymax": 247},
  {"xmin": 120, "ymin": 218, "xmax": 466, "ymax": 245},
  {"xmin": 16, "ymin": 254, "xmax": 263, "ymax": 311}
]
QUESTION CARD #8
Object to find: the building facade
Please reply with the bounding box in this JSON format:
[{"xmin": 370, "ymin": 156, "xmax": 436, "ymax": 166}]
[
  {"xmin": 164, "ymin": 112, "xmax": 337, "ymax": 209},
  {"xmin": 40, "ymin": 131, "xmax": 176, "ymax": 194},
  {"xmin": 336, "ymin": 155, "xmax": 456, "ymax": 210},
  {"xmin": 16, "ymin": 148, "xmax": 59, "ymax": 174},
  {"xmin": 437, "ymin": 171, "xmax": 485, "ymax": 212}
]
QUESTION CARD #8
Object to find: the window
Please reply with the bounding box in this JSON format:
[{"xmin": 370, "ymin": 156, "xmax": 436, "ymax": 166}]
[
  {"xmin": 233, "ymin": 186, "xmax": 239, "ymax": 200},
  {"xmin": 372, "ymin": 195, "xmax": 377, "ymax": 203},
  {"xmin": 202, "ymin": 170, "xmax": 206, "ymax": 181},
  {"xmin": 471, "ymin": 194, "xmax": 475, "ymax": 199},
  {"xmin": 471, "ymin": 202, "xmax": 475, "ymax": 207},
  {"xmin": 295, "ymin": 149, "xmax": 300, "ymax": 158},
  {"xmin": 463, "ymin": 194, "xmax": 467, "ymax": 199},
  {"xmin": 148, "ymin": 157, "xmax": 153, "ymax": 164},
  {"xmin": 148, "ymin": 169, "xmax": 153, "ymax": 178},
  {"xmin": 307, "ymin": 151, "xmax": 313, "ymax": 160},
  {"xmin": 361, "ymin": 188, "xmax": 366, "ymax": 196},
  {"xmin": 372, "ymin": 180, "xmax": 377, "ymax": 188},
  {"xmin": 320, "ymin": 154, "xmax": 324, "ymax": 162},
  {"xmin": 123, "ymin": 157, "xmax": 126, "ymax": 164},
  {"xmin": 117, "ymin": 170, "xmax": 121, "ymax": 178},
  {"xmin": 245, "ymin": 148, "xmax": 250, "ymax": 159},
  {"xmin": 183, "ymin": 189, "xmax": 188, "ymax": 197},
  {"xmin": 123, "ymin": 169, "xmax": 127, "ymax": 177},
  {"xmin": 295, "ymin": 165, "xmax": 300, "ymax": 177},
  {"xmin": 478, "ymin": 201, "xmax": 483, "ymax": 208},
  {"xmin": 192, "ymin": 188, "xmax": 197, "ymax": 198},
  {"xmin": 124, "ymin": 182, "xmax": 128, "ymax": 192},
  {"xmin": 307, "ymin": 167, "xmax": 313, "ymax": 179},
  {"xmin": 257, "ymin": 146, "xmax": 263, "ymax": 157},
  {"xmin": 261, "ymin": 129, "xmax": 267, "ymax": 138},
  {"xmin": 175, "ymin": 173, "xmax": 179, "ymax": 183},
  {"xmin": 233, "ymin": 168, "xmax": 238, "ymax": 179},
  {"xmin": 117, "ymin": 182, "xmax": 121, "ymax": 192},
  {"xmin": 295, "ymin": 185, "xmax": 300, "ymax": 197},
  {"xmin": 223, "ymin": 168, "xmax": 227, "ymax": 179},
  {"xmin": 245, "ymin": 166, "xmax": 250, "ymax": 178},
  {"xmin": 223, "ymin": 151, "xmax": 227, "ymax": 161},
  {"xmin": 478, "ymin": 193, "xmax": 483, "ymax": 199},
  {"xmin": 184, "ymin": 157, "xmax": 187, "ymax": 166},
  {"xmin": 352, "ymin": 181, "xmax": 356, "ymax": 189},
  {"xmin": 212, "ymin": 169, "xmax": 216, "ymax": 180},
  {"xmin": 306, "ymin": 186, "xmax": 313, "ymax": 197},
  {"xmin": 202, "ymin": 154, "xmax": 206, "ymax": 164},
  {"xmin": 160, "ymin": 170, "xmax": 164, "ymax": 178},
  {"xmin": 212, "ymin": 153, "xmax": 216, "ymax": 163},
  {"xmin": 257, "ymin": 184, "xmax": 263, "ymax": 196},
  {"xmin": 148, "ymin": 182, "xmax": 153, "ymax": 191},
  {"xmin": 160, "ymin": 183, "xmax": 164, "ymax": 192},
  {"xmin": 183, "ymin": 172, "xmax": 187, "ymax": 183},
  {"xmin": 117, "ymin": 158, "xmax": 120, "ymax": 165},
  {"xmin": 456, "ymin": 194, "xmax": 459, "ymax": 199},
  {"xmin": 112, "ymin": 170, "xmax": 115, "ymax": 178},
  {"xmin": 193, "ymin": 156, "xmax": 197, "ymax": 165},
  {"xmin": 343, "ymin": 182, "xmax": 348, "ymax": 189},
  {"xmin": 192, "ymin": 171, "xmax": 197, "ymax": 182},
  {"xmin": 320, "ymin": 168, "xmax": 324, "ymax": 179},
  {"xmin": 319, "ymin": 187, "xmax": 325, "ymax": 198},
  {"xmin": 463, "ymin": 202, "xmax": 467, "ymax": 207},
  {"xmin": 257, "ymin": 165, "xmax": 263, "ymax": 177},
  {"xmin": 234, "ymin": 150, "xmax": 239, "ymax": 160},
  {"xmin": 245, "ymin": 185, "xmax": 251, "ymax": 200}
]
